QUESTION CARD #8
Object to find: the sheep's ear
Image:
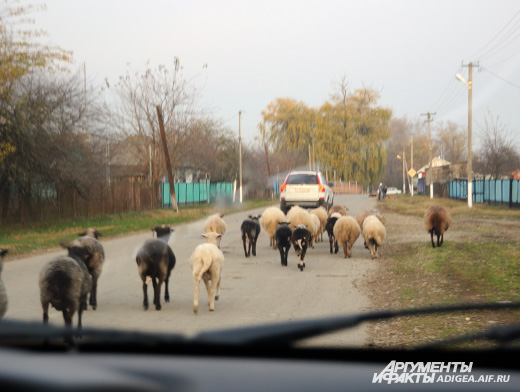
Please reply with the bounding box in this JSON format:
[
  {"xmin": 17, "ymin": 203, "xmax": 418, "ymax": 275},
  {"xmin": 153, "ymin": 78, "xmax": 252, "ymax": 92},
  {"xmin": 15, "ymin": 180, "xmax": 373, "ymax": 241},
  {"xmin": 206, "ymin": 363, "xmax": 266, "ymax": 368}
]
[
  {"xmin": 257, "ymin": 215, "xmax": 262, "ymax": 219},
  {"xmin": 94, "ymin": 229, "xmax": 102, "ymax": 237},
  {"xmin": 0, "ymin": 249, "xmax": 7, "ymax": 257},
  {"xmin": 248, "ymin": 215, "xmax": 253, "ymax": 219},
  {"xmin": 217, "ymin": 234, "xmax": 223, "ymax": 238},
  {"xmin": 200, "ymin": 234, "xmax": 208, "ymax": 238},
  {"xmin": 78, "ymin": 231, "xmax": 86, "ymax": 237},
  {"xmin": 59, "ymin": 240, "xmax": 71, "ymax": 251},
  {"xmin": 219, "ymin": 213, "xmax": 225, "ymax": 218}
]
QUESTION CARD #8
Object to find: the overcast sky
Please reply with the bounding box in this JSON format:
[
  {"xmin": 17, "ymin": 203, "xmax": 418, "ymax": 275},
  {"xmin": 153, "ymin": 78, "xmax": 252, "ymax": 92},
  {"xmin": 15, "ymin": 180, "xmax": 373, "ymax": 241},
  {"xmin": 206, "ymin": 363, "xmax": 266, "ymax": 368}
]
[{"xmin": 37, "ymin": 0, "xmax": 520, "ymax": 149}]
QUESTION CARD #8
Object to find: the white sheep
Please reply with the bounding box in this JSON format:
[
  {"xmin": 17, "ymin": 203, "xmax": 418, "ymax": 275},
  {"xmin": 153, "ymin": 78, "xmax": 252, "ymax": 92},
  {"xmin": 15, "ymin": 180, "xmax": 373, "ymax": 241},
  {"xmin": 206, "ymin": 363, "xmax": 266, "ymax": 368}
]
[
  {"xmin": 204, "ymin": 213, "xmax": 227, "ymax": 248},
  {"xmin": 310, "ymin": 206, "xmax": 328, "ymax": 242},
  {"xmin": 201, "ymin": 232, "xmax": 222, "ymax": 246},
  {"xmin": 286, "ymin": 206, "xmax": 316, "ymax": 247},
  {"xmin": 190, "ymin": 243, "xmax": 224, "ymax": 313},
  {"xmin": 310, "ymin": 213, "xmax": 321, "ymax": 246},
  {"xmin": 362, "ymin": 215, "xmax": 386, "ymax": 259},
  {"xmin": 333, "ymin": 216, "xmax": 361, "ymax": 258},
  {"xmin": 259, "ymin": 207, "xmax": 286, "ymax": 249}
]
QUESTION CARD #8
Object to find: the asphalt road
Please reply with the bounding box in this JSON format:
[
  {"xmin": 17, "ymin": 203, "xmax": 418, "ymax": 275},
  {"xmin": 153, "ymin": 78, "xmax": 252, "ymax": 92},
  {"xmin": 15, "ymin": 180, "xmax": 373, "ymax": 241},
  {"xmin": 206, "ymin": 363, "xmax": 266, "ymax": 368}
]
[{"xmin": 2, "ymin": 194, "xmax": 379, "ymax": 347}]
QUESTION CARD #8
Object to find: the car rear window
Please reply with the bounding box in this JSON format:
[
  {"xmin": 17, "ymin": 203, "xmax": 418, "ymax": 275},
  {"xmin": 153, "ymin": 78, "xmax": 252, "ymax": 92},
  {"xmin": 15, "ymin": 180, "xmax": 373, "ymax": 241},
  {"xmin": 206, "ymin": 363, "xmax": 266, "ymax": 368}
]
[{"xmin": 287, "ymin": 174, "xmax": 318, "ymax": 185}]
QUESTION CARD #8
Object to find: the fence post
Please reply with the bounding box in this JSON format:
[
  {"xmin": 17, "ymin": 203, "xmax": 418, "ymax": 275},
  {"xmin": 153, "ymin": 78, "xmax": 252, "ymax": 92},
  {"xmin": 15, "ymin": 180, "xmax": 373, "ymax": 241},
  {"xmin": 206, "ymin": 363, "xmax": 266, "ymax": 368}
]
[{"xmin": 510, "ymin": 177, "xmax": 513, "ymax": 209}]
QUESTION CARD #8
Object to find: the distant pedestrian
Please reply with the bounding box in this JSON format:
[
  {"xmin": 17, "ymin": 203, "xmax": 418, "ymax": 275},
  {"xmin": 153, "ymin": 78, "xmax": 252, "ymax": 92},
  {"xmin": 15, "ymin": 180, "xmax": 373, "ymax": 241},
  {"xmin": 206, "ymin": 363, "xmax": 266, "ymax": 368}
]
[
  {"xmin": 378, "ymin": 183, "xmax": 382, "ymax": 200},
  {"xmin": 383, "ymin": 185, "xmax": 387, "ymax": 199}
]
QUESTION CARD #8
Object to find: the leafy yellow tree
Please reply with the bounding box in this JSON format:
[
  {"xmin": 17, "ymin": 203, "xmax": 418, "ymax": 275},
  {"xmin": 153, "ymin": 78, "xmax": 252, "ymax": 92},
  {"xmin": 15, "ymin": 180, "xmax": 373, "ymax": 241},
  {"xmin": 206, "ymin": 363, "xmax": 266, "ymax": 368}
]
[{"xmin": 259, "ymin": 86, "xmax": 391, "ymax": 186}]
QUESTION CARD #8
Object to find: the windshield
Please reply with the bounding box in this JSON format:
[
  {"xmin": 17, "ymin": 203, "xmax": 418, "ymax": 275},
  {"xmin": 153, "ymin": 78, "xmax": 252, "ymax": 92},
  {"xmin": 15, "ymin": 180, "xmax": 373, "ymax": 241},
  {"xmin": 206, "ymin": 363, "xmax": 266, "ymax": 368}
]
[{"xmin": 0, "ymin": 0, "xmax": 519, "ymax": 360}]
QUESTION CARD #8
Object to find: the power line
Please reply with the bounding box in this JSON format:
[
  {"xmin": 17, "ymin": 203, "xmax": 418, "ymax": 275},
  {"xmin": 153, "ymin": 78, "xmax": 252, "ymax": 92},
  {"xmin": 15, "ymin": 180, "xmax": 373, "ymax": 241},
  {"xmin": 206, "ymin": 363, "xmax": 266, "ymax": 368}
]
[
  {"xmin": 466, "ymin": 8, "xmax": 520, "ymax": 61},
  {"xmin": 481, "ymin": 67, "xmax": 520, "ymax": 90}
]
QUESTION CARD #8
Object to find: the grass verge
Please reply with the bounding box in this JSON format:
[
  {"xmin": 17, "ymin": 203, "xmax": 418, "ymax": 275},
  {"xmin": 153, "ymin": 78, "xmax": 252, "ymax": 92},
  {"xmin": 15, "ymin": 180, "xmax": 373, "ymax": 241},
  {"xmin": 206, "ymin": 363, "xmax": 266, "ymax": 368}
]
[
  {"xmin": 367, "ymin": 196, "xmax": 520, "ymax": 348},
  {"xmin": 0, "ymin": 199, "xmax": 274, "ymax": 259}
]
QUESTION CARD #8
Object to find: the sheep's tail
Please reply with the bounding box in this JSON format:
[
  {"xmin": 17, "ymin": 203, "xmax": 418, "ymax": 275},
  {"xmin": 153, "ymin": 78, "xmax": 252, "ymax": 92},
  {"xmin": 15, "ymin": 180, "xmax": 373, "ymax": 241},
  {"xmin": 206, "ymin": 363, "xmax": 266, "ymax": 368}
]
[{"xmin": 197, "ymin": 255, "xmax": 213, "ymax": 281}]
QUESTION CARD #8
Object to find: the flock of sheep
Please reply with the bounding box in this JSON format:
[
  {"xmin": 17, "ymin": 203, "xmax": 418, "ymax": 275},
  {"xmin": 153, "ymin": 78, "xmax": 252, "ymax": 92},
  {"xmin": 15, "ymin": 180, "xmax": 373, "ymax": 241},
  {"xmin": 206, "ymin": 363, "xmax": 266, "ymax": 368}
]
[{"xmin": 0, "ymin": 202, "xmax": 451, "ymax": 339}]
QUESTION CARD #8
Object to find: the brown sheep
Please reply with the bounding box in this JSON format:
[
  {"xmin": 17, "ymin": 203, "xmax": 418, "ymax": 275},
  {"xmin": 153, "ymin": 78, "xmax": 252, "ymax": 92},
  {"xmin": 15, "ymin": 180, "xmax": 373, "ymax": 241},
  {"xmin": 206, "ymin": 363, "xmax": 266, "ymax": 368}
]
[
  {"xmin": 328, "ymin": 205, "xmax": 348, "ymax": 217},
  {"xmin": 424, "ymin": 205, "xmax": 451, "ymax": 248}
]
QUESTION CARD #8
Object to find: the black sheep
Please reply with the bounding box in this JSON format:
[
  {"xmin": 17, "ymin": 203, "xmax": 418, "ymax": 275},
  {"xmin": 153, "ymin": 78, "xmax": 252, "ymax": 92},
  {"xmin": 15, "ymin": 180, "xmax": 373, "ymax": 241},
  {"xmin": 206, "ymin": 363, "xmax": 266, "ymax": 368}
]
[
  {"xmin": 136, "ymin": 227, "xmax": 176, "ymax": 310},
  {"xmin": 241, "ymin": 215, "xmax": 261, "ymax": 257},
  {"xmin": 325, "ymin": 216, "xmax": 340, "ymax": 254},
  {"xmin": 291, "ymin": 225, "xmax": 311, "ymax": 271},
  {"xmin": 275, "ymin": 221, "xmax": 292, "ymax": 266}
]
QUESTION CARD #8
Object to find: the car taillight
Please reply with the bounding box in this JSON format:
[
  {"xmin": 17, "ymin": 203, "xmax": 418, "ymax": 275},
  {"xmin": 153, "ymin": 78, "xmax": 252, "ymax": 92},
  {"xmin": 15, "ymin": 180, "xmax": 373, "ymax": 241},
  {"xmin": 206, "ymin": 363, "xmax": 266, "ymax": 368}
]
[
  {"xmin": 317, "ymin": 175, "xmax": 325, "ymax": 192},
  {"xmin": 280, "ymin": 174, "xmax": 290, "ymax": 192}
]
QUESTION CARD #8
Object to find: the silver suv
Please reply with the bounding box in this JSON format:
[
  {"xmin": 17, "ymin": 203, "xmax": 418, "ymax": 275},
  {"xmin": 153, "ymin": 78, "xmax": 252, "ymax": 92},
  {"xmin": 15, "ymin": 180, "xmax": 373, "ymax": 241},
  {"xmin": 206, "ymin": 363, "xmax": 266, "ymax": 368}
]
[{"xmin": 280, "ymin": 171, "xmax": 334, "ymax": 214}]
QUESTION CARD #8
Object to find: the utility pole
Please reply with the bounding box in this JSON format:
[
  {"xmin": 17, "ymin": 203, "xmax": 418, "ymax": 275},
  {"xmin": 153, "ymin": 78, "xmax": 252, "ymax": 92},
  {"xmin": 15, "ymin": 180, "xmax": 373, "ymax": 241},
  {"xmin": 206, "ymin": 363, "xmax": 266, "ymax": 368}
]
[
  {"xmin": 421, "ymin": 112, "xmax": 436, "ymax": 199},
  {"xmin": 156, "ymin": 106, "xmax": 178, "ymax": 212},
  {"xmin": 410, "ymin": 132, "xmax": 414, "ymax": 196},
  {"xmin": 402, "ymin": 149, "xmax": 406, "ymax": 194},
  {"xmin": 466, "ymin": 62, "xmax": 474, "ymax": 208},
  {"xmin": 238, "ymin": 110, "xmax": 243, "ymax": 203}
]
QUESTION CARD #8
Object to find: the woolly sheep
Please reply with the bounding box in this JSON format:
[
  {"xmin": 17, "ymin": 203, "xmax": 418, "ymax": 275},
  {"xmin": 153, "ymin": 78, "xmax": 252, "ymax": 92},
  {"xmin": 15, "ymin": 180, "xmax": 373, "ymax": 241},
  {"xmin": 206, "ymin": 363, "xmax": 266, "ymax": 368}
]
[
  {"xmin": 135, "ymin": 229, "xmax": 176, "ymax": 310},
  {"xmin": 355, "ymin": 210, "xmax": 386, "ymax": 249},
  {"xmin": 152, "ymin": 225, "xmax": 174, "ymax": 242},
  {"xmin": 275, "ymin": 221, "xmax": 292, "ymax": 267},
  {"xmin": 204, "ymin": 213, "xmax": 227, "ymax": 248},
  {"xmin": 39, "ymin": 243, "xmax": 92, "ymax": 336},
  {"xmin": 424, "ymin": 205, "xmax": 451, "ymax": 248},
  {"xmin": 259, "ymin": 207, "xmax": 286, "ymax": 249},
  {"xmin": 241, "ymin": 215, "xmax": 262, "ymax": 257},
  {"xmin": 74, "ymin": 229, "xmax": 105, "ymax": 310},
  {"xmin": 291, "ymin": 224, "xmax": 312, "ymax": 271},
  {"xmin": 328, "ymin": 205, "xmax": 348, "ymax": 217},
  {"xmin": 333, "ymin": 216, "xmax": 361, "ymax": 258},
  {"xmin": 310, "ymin": 213, "xmax": 321, "ymax": 246},
  {"xmin": 286, "ymin": 206, "xmax": 316, "ymax": 247},
  {"xmin": 325, "ymin": 213, "xmax": 342, "ymax": 254},
  {"xmin": 0, "ymin": 249, "xmax": 7, "ymax": 320},
  {"xmin": 362, "ymin": 215, "xmax": 386, "ymax": 259},
  {"xmin": 310, "ymin": 206, "xmax": 328, "ymax": 242},
  {"xmin": 190, "ymin": 242, "xmax": 224, "ymax": 313}
]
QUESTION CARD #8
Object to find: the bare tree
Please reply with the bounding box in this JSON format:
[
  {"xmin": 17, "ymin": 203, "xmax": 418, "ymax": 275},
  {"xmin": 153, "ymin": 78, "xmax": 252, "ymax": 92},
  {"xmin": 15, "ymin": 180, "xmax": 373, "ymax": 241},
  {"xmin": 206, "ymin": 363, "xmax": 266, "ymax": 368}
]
[
  {"xmin": 436, "ymin": 120, "xmax": 467, "ymax": 164},
  {"xmin": 475, "ymin": 112, "xmax": 520, "ymax": 179}
]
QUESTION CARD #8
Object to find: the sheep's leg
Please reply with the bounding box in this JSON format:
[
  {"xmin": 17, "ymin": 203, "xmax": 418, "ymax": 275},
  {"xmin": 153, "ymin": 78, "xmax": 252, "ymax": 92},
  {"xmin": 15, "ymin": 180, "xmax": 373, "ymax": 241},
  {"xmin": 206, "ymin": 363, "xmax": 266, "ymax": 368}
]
[
  {"xmin": 164, "ymin": 277, "xmax": 170, "ymax": 303},
  {"xmin": 142, "ymin": 281, "xmax": 149, "ymax": 310},
  {"xmin": 278, "ymin": 246, "xmax": 285, "ymax": 266},
  {"xmin": 89, "ymin": 274, "xmax": 98, "ymax": 310},
  {"xmin": 193, "ymin": 276, "xmax": 200, "ymax": 314},
  {"xmin": 242, "ymin": 234, "xmax": 249, "ymax": 257},
  {"xmin": 252, "ymin": 234, "xmax": 259, "ymax": 256},
  {"xmin": 342, "ymin": 242, "xmax": 348, "ymax": 258},
  {"xmin": 430, "ymin": 230, "xmax": 436, "ymax": 248},
  {"xmin": 247, "ymin": 237, "xmax": 253, "ymax": 257},
  {"xmin": 347, "ymin": 243, "xmax": 352, "ymax": 258},
  {"xmin": 329, "ymin": 236, "xmax": 333, "ymax": 254},
  {"xmin": 153, "ymin": 278, "xmax": 162, "ymax": 311},
  {"xmin": 334, "ymin": 239, "xmax": 339, "ymax": 254},
  {"xmin": 439, "ymin": 234, "xmax": 444, "ymax": 247},
  {"xmin": 215, "ymin": 275, "xmax": 221, "ymax": 301},
  {"xmin": 208, "ymin": 272, "xmax": 219, "ymax": 311},
  {"xmin": 284, "ymin": 246, "xmax": 290, "ymax": 266},
  {"xmin": 42, "ymin": 302, "xmax": 49, "ymax": 324}
]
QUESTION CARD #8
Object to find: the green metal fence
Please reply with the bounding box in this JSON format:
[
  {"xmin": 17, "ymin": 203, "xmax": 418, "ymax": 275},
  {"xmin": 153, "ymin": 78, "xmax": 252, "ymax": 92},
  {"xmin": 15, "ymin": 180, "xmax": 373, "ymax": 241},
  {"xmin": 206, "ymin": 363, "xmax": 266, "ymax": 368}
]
[{"xmin": 161, "ymin": 182, "xmax": 233, "ymax": 208}]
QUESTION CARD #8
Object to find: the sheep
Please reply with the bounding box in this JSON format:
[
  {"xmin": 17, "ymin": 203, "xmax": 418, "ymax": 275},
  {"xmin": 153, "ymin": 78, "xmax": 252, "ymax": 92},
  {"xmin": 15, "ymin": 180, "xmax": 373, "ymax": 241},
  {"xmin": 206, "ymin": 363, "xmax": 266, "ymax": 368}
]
[
  {"xmin": 0, "ymin": 249, "xmax": 7, "ymax": 320},
  {"xmin": 310, "ymin": 206, "xmax": 328, "ymax": 242},
  {"xmin": 241, "ymin": 215, "xmax": 262, "ymax": 257},
  {"xmin": 135, "ymin": 229, "xmax": 176, "ymax": 310},
  {"xmin": 204, "ymin": 213, "xmax": 227, "ymax": 248},
  {"xmin": 274, "ymin": 221, "xmax": 292, "ymax": 267},
  {"xmin": 310, "ymin": 213, "xmax": 321, "ymax": 246},
  {"xmin": 190, "ymin": 242, "xmax": 224, "ymax": 313},
  {"xmin": 333, "ymin": 216, "xmax": 361, "ymax": 258},
  {"xmin": 325, "ymin": 212, "xmax": 343, "ymax": 254},
  {"xmin": 74, "ymin": 230, "xmax": 105, "ymax": 310},
  {"xmin": 328, "ymin": 204, "xmax": 348, "ymax": 217},
  {"xmin": 424, "ymin": 205, "xmax": 451, "ymax": 248},
  {"xmin": 355, "ymin": 210, "xmax": 386, "ymax": 249},
  {"xmin": 286, "ymin": 205, "xmax": 316, "ymax": 247},
  {"xmin": 39, "ymin": 243, "xmax": 92, "ymax": 336},
  {"xmin": 78, "ymin": 227, "xmax": 102, "ymax": 240},
  {"xmin": 291, "ymin": 224, "xmax": 312, "ymax": 271},
  {"xmin": 362, "ymin": 215, "xmax": 386, "ymax": 259},
  {"xmin": 259, "ymin": 207, "xmax": 286, "ymax": 249}
]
